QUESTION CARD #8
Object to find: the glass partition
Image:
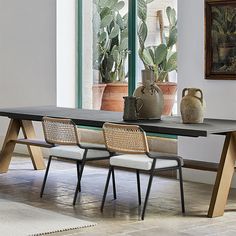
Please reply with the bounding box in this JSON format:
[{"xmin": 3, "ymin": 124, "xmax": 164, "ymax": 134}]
[
  {"xmin": 81, "ymin": 0, "xmax": 177, "ymax": 114},
  {"xmin": 82, "ymin": 0, "xmax": 128, "ymax": 111}
]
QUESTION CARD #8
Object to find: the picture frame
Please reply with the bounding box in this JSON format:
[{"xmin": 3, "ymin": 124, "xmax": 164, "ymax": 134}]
[{"xmin": 205, "ymin": 0, "xmax": 236, "ymax": 80}]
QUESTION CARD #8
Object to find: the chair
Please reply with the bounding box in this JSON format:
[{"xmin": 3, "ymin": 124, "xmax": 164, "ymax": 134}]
[
  {"xmin": 40, "ymin": 117, "xmax": 116, "ymax": 205},
  {"xmin": 101, "ymin": 122, "xmax": 185, "ymax": 220}
]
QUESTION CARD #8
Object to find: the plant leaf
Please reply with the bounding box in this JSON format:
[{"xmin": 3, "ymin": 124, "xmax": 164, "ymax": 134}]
[
  {"xmin": 165, "ymin": 52, "xmax": 177, "ymax": 72},
  {"xmin": 138, "ymin": 0, "xmax": 147, "ymax": 21},
  {"xmin": 116, "ymin": 13, "xmax": 124, "ymax": 29},
  {"xmin": 109, "ymin": 23, "xmax": 120, "ymax": 39},
  {"xmin": 115, "ymin": 1, "xmax": 125, "ymax": 11},
  {"xmin": 100, "ymin": 7, "xmax": 112, "ymax": 20},
  {"xmin": 154, "ymin": 44, "xmax": 167, "ymax": 65},
  {"xmin": 167, "ymin": 27, "xmax": 177, "ymax": 48},
  {"xmin": 138, "ymin": 22, "xmax": 147, "ymax": 46},
  {"xmin": 112, "ymin": 49, "xmax": 121, "ymax": 64},
  {"xmin": 99, "ymin": 0, "xmax": 109, "ymax": 8},
  {"xmin": 166, "ymin": 7, "xmax": 176, "ymax": 27},
  {"xmin": 121, "ymin": 28, "xmax": 128, "ymax": 41},
  {"xmin": 107, "ymin": 0, "xmax": 118, "ymax": 9},
  {"xmin": 99, "ymin": 31, "xmax": 107, "ymax": 42},
  {"xmin": 100, "ymin": 15, "xmax": 113, "ymax": 28},
  {"xmin": 119, "ymin": 38, "xmax": 128, "ymax": 51},
  {"xmin": 142, "ymin": 48, "xmax": 155, "ymax": 67},
  {"xmin": 106, "ymin": 55, "xmax": 115, "ymax": 72},
  {"xmin": 147, "ymin": 47, "xmax": 155, "ymax": 62},
  {"xmin": 123, "ymin": 13, "xmax": 128, "ymax": 25}
]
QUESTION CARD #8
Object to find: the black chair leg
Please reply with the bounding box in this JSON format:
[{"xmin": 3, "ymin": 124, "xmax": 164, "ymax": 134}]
[
  {"xmin": 111, "ymin": 166, "xmax": 117, "ymax": 199},
  {"xmin": 179, "ymin": 167, "xmax": 185, "ymax": 213},
  {"xmin": 40, "ymin": 156, "xmax": 52, "ymax": 198},
  {"xmin": 73, "ymin": 150, "xmax": 87, "ymax": 205},
  {"xmin": 136, "ymin": 170, "xmax": 141, "ymax": 205},
  {"xmin": 76, "ymin": 161, "xmax": 81, "ymax": 193},
  {"xmin": 73, "ymin": 160, "xmax": 85, "ymax": 205},
  {"xmin": 101, "ymin": 165, "xmax": 112, "ymax": 212},
  {"xmin": 141, "ymin": 166, "xmax": 155, "ymax": 220}
]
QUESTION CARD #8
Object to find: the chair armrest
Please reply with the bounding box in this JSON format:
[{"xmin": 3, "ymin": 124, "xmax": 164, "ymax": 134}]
[
  {"xmin": 79, "ymin": 142, "xmax": 108, "ymax": 151},
  {"xmin": 147, "ymin": 152, "xmax": 184, "ymax": 166}
]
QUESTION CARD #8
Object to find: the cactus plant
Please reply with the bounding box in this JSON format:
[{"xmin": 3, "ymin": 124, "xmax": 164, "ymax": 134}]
[
  {"xmin": 93, "ymin": 0, "xmax": 128, "ymax": 83},
  {"xmin": 138, "ymin": 0, "xmax": 177, "ymax": 82}
]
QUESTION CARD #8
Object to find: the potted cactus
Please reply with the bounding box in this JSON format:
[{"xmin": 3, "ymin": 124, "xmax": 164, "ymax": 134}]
[
  {"xmin": 93, "ymin": 0, "xmax": 128, "ymax": 111},
  {"xmin": 137, "ymin": 0, "xmax": 177, "ymax": 115}
]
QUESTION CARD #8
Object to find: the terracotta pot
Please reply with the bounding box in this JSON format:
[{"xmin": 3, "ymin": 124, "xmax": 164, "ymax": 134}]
[
  {"xmin": 92, "ymin": 84, "xmax": 107, "ymax": 110},
  {"xmin": 156, "ymin": 82, "xmax": 177, "ymax": 116},
  {"xmin": 101, "ymin": 83, "xmax": 128, "ymax": 112}
]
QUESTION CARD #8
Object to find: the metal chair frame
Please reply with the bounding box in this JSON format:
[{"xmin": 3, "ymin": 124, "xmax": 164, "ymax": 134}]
[
  {"xmin": 101, "ymin": 122, "xmax": 185, "ymax": 220},
  {"xmin": 40, "ymin": 117, "xmax": 116, "ymax": 205}
]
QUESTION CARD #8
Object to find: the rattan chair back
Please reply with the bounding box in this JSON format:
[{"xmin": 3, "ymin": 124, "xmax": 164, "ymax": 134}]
[
  {"xmin": 103, "ymin": 122, "xmax": 149, "ymax": 154},
  {"xmin": 42, "ymin": 117, "xmax": 79, "ymax": 145}
]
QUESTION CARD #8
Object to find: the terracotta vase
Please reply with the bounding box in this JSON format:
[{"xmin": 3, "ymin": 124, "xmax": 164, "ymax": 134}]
[
  {"xmin": 133, "ymin": 70, "xmax": 164, "ymax": 119},
  {"xmin": 101, "ymin": 83, "xmax": 128, "ymax": 112},
  {"xmin": 92, "ymin": 84, "xmax": 107, "ymax": 110},
  {"xmin": 156, "ymin": 82, "xmax": 177, "ymax": 116},
  {"xmin": 180, "ymin": 88, "xmax": 205, "ymax": 124}
]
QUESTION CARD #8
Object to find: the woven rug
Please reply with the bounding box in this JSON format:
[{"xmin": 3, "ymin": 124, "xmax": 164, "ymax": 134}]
[{"xmin": 0, "ymin": 199, "xmax": 96, "ymax": 236}]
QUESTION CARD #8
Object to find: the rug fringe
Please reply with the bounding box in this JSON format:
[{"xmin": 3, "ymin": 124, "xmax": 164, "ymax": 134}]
[{"xmin": 28, "ymin": 223, "xmax": 97, "ymax": 236}]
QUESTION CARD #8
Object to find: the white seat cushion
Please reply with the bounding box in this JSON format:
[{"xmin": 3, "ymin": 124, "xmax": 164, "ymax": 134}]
[
  {"xmin": 110, "ymin": 154, "xmax": 178, "ymax": 170},
  {"xmin": 49, "ymin": 145, "xmax": 109, "ymax": 160}
]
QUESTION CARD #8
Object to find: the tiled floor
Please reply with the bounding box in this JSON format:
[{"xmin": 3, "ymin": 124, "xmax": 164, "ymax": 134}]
[{"xmin": 1, "ymin": 155, "xmax": 236, "ymax": 235}]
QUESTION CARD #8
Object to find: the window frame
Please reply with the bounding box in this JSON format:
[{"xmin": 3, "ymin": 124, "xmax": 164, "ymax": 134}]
[{"xmin": 77, "ymin": 0, "xmax": 137, "ymax": 108}]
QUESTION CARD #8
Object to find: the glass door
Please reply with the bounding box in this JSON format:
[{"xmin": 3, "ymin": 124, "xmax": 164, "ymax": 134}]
[{"xmin": 82, "ymin": 0, "xmax": 129, "ymax": 111}]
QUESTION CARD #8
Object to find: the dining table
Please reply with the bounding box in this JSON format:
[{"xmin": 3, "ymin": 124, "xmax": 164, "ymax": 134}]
[{"xmin": 0, "ymin": 105, "xmax": 236, "ymax": 218}]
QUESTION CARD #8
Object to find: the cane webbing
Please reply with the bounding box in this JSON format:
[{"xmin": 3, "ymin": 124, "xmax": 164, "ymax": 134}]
[
  {"xmin": 42, "ymin": 117, "xmax": 79, "ymax": 145},
  {"xmin": 103, "ymin": 123, "xmax": 149, "ymax": 154}
]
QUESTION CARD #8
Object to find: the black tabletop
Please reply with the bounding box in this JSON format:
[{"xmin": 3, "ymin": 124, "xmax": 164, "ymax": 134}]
[{"xmin": 0, "ymin": 106, "xmax": 236, "ymax": 137}]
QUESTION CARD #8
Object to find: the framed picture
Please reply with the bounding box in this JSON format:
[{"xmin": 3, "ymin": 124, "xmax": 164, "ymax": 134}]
[{"xmin": 205, "ymin": 0, "xmax": 236, "ymax": 80}]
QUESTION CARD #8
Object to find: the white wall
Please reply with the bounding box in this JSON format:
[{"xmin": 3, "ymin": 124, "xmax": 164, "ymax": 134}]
[
  {"xmin": 178, "ymin": 0, "xmax": 236, "ymax": 187},
  {"xmin": 82, "ymin": 0, "xmax": 93, "ymax": 109},
  {"xmin": 0, "ymin": 0, "xmax": 57, "ymax": 152},
  {"xmin": 57, "ymin": 0, "xmax": 76, "ymax": 108}
]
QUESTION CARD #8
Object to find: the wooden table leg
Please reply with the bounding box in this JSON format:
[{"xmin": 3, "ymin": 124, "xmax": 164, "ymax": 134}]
[
  {"xmin": 21, "ymin": 120, "xmax": 45, "ymax": 170},
  {"xmin": 0, "ymin": 119, "xmax": 21, "ymax": 173},
  {"xmin": 208, "ymin": 132, "xmax": 236, "ymax": 217}
]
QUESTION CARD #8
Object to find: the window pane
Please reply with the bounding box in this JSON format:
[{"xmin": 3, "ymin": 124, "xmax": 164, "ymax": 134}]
[
  {"xmin": 137, "ymin": 0, "xmax": 177, "ymax": 115},
  {"xmin": 82, "ymin": 0, "xmax": 128, "ymax": 111}
]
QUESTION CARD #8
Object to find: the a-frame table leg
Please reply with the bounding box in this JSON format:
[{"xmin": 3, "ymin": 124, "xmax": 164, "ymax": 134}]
[
  {"xmin": 0, "ymin": 119, "xmax": 46, "ymax": 173},
  {"xmin": 0, "ymin": 119, "xmax": 21, "ymax": 173},
  {"xmin": 208, "ymin": 132, "xmax": 236, "ymax": 217},
  {"xmin": 21, "ymin": 120, "xmax": 45, "ymax": 170}
]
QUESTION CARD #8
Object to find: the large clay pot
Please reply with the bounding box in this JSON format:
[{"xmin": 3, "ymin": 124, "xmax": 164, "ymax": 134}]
[
  {"xmin": 101, "ymin": 83, "xmax": 128, "ymax": 111},
  {"xmin": 133, "ymin": 70, "xmax": 164, "ymax": 119},
  {"xmin": 92, "ymin": 84, "xmax": 107, "ymax": 110},
  {"xmin": 156, "ymin": 82, "xmax": 177, "ymax": 116},
  {"xmin": 180, "ymin": 88, "xmax": 205, "ymax": 124}
]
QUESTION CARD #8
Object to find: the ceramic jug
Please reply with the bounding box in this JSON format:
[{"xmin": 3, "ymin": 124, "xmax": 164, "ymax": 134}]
[
  {"xmin": 123, "ymin": 96, "xmax": 143, "ymax": 121},
  {"xmin": 180, "ymin": 88, "xmax": 205, "ymax": 123},
  {"xmin": 133, "ymin": 70, "xmax": 164, "ymax": 119}
]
